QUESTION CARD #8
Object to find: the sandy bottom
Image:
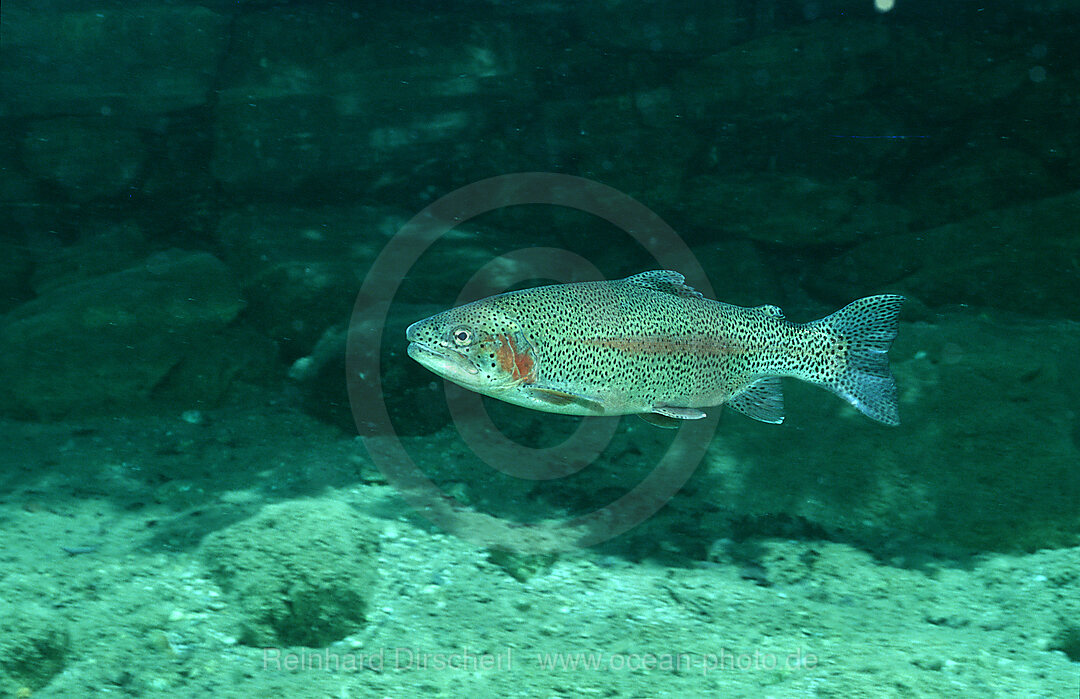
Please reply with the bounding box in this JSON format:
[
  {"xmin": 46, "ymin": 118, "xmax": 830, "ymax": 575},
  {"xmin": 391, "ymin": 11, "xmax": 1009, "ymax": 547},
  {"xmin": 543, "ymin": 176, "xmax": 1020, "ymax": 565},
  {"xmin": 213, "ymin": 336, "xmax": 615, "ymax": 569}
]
[{"xmin": 1, "ymin": 396, "xmax": 1076, "ymax": 698}]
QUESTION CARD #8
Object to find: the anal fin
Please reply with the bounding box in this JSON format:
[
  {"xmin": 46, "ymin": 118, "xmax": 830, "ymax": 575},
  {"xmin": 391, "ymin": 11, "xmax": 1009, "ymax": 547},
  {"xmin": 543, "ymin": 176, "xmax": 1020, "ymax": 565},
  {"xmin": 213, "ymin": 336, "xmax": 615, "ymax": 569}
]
[{"xmin": 726, "ymin": 377, "xmax": 785, "ymax": 424}]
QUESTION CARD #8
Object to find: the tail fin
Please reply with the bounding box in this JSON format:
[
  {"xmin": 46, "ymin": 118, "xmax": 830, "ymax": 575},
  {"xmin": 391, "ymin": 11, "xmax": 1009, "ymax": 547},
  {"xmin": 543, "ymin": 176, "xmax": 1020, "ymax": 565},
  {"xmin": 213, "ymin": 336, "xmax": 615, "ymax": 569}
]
[{"xmin": 813, "ymin": 294, "xmax": 905, "ymax": 426}]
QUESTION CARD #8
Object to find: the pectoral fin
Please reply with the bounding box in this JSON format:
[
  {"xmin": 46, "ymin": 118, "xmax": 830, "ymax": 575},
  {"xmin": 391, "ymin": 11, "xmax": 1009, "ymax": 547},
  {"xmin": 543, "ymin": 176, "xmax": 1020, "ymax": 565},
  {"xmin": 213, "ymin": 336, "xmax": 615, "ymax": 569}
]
[{"xmin": 525, "ymin": 386, "xmax": 605, "ymax": 414}]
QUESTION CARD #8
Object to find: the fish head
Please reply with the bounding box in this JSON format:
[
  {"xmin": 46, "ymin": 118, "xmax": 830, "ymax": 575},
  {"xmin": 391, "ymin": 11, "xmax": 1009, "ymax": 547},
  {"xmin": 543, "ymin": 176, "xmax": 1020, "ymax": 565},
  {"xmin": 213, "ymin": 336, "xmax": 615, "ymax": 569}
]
[{"xmin": 406, "ymin": 299, "xmax": 537, "ymax": 395}]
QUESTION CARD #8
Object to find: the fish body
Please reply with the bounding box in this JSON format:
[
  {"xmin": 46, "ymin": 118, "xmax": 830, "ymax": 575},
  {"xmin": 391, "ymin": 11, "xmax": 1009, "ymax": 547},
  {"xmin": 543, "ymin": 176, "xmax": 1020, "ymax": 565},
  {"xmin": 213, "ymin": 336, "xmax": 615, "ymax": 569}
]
[{"xmin": 406, "ymin": 271, "xmax": 904, "ymax": 427}]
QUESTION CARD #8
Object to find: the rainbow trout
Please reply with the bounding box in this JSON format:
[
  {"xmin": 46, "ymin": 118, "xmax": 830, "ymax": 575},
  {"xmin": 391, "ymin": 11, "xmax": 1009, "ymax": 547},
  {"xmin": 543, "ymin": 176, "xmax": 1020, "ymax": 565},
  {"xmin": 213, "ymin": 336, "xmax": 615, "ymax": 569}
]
[{"xmin": 406, "ymin": 271, "xmax": 904, "ymax": 427}]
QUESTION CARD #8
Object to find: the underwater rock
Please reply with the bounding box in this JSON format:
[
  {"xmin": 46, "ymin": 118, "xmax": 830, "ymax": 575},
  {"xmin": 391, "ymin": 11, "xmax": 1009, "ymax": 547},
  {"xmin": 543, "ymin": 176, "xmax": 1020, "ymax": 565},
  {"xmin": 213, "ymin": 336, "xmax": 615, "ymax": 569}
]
[
  {"xmin": 0, "ymin": 245, "xmax": 32, "ymax": 315},
  {"xmin": 676, "ymin": 20, "xmax": 888, "ymax": 118},
  {"xmin": 702, "ymin": 313, "xmax": 1080, "ymax": 552},
  {"xmin": 0, "ymin": 601, "xmax": 69, "ymax": 694},
  {"xmin": 575, "ymin": 0, "xmax": 746, "ymax": 54},
  {"xmin": 678, "ymin": 173, "xmax": 910, "ymax": 246},
  {"xmin": 214, "ymin": 204, "xmax": 395, "ymax": 360},
  {"xmin": 901, "ymin": 142, "xmax": 1055, "ymax": 230},
  {"xmin": 0, "ymin": 4, "xmax": 228, "ymax": 118},
  {"xmin": 28, "ymin": 221, "xmax": 150, "ymax": 295},
  {"xmin": 882, "ymin": 26, "xmax": 1032, "ymax": 123},
  {"xmin": 688, "ymin": 102, "xmax": 915, "ymax": 183},
  {"xmin": 548, "ymin": 92, "xmax": 698, "ymax": 204},
  {"xmin": 22, "ymin": 117, "xmax": 145, "ymax": 202},
  {"xmin": 0, "ymin": 249, "xmax": 244, "ymax": 419},
  {"xmin": 210, "ymin": 6, "xmax": 522, "ymax": 193},
  {"xmin": 198, "ymin": 499, "xmax": 380, "ymax": 648},
  {"xmin": 683, "ymin": 239, "xmax": 780, "ymax": 308},
  {"xmin": 0, "ymin": 147, "xmax": 35, "ymax": 203},
  {"xmin": 486, "ymin": 548, "xmax": 557, "ymax": 582},
  {"xmin": 805, "ymin": 189, "xmax": 1080, "ymax": 317}
]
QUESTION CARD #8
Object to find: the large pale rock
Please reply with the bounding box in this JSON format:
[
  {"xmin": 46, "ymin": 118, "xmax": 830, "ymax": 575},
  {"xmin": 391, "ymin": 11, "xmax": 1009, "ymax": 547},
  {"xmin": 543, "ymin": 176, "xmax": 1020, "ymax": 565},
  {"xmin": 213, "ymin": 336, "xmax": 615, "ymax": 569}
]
[
  {"xmin": 199, "ymin": 499, "xmax": 379, "ymax": 647},
  {"xmin": 0, "ymin": 602, "xmax": 69, "ymax": 694}
]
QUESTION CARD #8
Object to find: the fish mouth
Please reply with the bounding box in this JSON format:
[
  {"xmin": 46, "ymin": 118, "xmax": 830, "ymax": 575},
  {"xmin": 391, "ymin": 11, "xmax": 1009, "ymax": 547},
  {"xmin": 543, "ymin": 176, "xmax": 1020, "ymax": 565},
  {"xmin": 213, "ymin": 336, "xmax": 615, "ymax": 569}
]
[{"xmin": 406, "ymin": 341, "xmax": 479, "ymax": 377}]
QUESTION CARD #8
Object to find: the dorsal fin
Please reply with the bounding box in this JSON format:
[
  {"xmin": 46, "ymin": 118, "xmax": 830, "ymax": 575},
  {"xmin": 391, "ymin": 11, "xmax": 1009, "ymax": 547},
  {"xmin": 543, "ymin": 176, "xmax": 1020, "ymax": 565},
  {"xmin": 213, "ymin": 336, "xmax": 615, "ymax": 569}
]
[{"xmin": 622, "ymin": 270, "xmax": 704, "ymax": 300}]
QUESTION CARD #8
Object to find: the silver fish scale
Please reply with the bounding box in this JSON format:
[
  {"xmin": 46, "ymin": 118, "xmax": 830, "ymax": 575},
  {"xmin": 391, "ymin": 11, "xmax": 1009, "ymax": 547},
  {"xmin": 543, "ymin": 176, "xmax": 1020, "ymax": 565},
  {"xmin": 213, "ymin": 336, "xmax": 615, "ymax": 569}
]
[{"xmin": 484, "ymin": 278, "xmax": 810, "ymax": 409}]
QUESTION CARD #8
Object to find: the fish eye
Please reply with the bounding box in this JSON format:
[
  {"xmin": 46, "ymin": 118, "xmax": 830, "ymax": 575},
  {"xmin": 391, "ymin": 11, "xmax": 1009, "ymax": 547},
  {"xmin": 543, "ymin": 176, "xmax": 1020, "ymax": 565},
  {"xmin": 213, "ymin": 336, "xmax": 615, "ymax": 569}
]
[{"xmin": 450, "ymin": 326, "xmax": 472, "ymax": 346}]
